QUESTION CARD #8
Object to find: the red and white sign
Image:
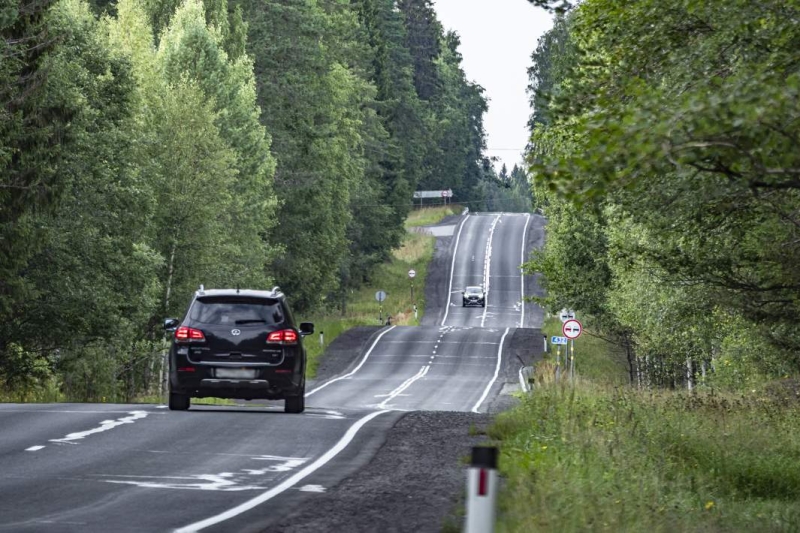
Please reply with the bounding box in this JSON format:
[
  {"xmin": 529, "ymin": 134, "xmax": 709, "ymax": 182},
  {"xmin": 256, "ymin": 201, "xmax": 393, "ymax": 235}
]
[{"xmin": 562, "ymin": 319, "xmax": 582, "ymax": 339}]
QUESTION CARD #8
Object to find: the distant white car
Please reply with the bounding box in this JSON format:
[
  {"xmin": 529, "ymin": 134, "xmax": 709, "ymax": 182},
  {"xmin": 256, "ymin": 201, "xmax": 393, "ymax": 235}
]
[{"xmin": 462, "ymin": 286, "xmax": 485, "ymax": 307}]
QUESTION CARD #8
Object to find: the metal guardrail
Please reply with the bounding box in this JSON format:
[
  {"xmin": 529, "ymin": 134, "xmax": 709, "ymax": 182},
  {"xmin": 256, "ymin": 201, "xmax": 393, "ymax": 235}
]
[{"xmin": 518, "ymin": 366, "xmax": 534, "ymax": 392}]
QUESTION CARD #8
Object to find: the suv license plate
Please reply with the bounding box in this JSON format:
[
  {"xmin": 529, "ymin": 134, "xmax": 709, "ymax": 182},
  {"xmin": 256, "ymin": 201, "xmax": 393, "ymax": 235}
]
[{"xmin": 215, "ymin": 368, "xmax": 256, "ymax": 379}]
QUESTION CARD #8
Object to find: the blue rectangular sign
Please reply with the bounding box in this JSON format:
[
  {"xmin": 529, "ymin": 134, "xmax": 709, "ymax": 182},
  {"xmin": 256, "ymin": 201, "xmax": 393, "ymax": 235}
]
[{"xmin": 551, "ymin": 336, "xmax": 568, "ymax": 345}]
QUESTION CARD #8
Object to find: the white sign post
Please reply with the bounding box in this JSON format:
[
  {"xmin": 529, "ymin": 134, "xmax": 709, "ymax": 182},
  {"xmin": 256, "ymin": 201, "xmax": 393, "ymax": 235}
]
[
  {"xmin": 408, "ymin": 269, "xmax": 416, "ymax": 306},
  {"xmin": 562, "ymin": 319, "xmax": 582, "ymax": 381}
]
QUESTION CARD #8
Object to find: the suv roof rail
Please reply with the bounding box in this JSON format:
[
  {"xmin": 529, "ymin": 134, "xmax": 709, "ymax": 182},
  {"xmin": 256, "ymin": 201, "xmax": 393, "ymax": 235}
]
[{"xmin": 271, "ymin": 285, "xmax": 281, "ymax": 295}]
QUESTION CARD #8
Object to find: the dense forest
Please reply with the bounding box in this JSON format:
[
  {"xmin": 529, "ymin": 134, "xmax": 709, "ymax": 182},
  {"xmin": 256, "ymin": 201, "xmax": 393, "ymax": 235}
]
[
  {"xmin": 0, "ymin": 0, "xmax": 527, "ymax": 399},
  {"xmin": 526, "ymin": 0, "xmax": 800, "ymax": 388}
]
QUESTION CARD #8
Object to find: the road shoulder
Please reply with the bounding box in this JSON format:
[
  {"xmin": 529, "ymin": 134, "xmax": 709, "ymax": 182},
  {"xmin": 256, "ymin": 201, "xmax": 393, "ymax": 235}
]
[{"xmin": 265, "ymin": 411, "xmax": 493, "ymax": 533}]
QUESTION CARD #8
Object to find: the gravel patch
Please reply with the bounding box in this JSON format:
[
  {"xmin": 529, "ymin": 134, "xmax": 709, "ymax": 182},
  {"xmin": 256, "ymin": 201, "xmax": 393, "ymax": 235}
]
[{"xmin": 265, "ymin": 411, "xmax": 493, "ymax": 533}]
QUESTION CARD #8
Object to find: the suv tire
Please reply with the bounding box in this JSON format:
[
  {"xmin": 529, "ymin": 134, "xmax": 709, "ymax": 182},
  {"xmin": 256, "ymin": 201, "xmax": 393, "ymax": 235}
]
[
  {"xmin": 285, "ymin": 392, "xmax": 305, "ymax": 414},
  {"xmin": 169, "ymin": 391, "xmax": 190, "ymax": 411}
]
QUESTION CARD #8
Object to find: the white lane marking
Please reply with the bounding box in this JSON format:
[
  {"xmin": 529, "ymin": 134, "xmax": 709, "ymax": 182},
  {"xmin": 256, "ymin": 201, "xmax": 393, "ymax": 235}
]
[
  {"xmin": 306, "ymin": 326, "xmax": 397, "ymax": 397},
  {"xmin": 303, "ymin": 412, "xmax": 346, "ymax": 420},
  {"xmin": 374, "ymin": 353, "xmax": 451, "ymax": 358},
  {"xmin": 298, "ymin": 485, "xmax": 326, "ymax": 493},
  {"xmin": 442, "ymin": 214, "xmax": 470, "ymax": 326},
  {"xmin": 472, "ymin": 328, "xmax": 510, "ymax": 413},
  {"xmin": 100, "ymin": 456, "xmax": 310, "ymax": 492},
  {"xmin": 31, "ymin": 521, "xmax": 87, "ymax": 526},
  {"xmin": 243, "ymin": 456, "xmax": 308, "ymax": 475},
  {"xmin": 481, "ymin": 215, "xmax": 501, "ymax": 328},
  {"xmin": 25, "ymin": 446, "xmax": 45, "ymax": 452},
  {"xmin": 174, "ymin": 409, "xmax": 390, "ymax": 533},
  {"xmin": 104, "ymin": 474, "xmax": 263, "ymax": 492},
  {"xmin": 49, "ymin": 411, "xmax": 148, "ymax": 445},
  {"xmin": 376, "ymin": 365, "xmax": 430, "ymax": 410},
  {"xmin": 520, "ymin": 213, "xmax": 530, "ymax": 327},
  {"xmin": 0, "ymin": 409, "xmax": 162, "ymax": 415}
]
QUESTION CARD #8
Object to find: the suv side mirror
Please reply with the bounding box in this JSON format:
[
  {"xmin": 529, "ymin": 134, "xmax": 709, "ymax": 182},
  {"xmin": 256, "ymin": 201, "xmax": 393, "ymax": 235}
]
[
  {"xmin": 164, "ymin": 318, "xmax": 179, "ymax": 331},
  {"xmin": 299, "ymin": 322, "xmax": 314, "ymax": 336}
]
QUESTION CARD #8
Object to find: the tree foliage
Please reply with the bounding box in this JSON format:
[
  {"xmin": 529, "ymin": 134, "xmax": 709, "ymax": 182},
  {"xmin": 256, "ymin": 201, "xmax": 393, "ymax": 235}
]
[{"xmin": 527, "ymin": 0, "xmax": 800, "ymax": 387}]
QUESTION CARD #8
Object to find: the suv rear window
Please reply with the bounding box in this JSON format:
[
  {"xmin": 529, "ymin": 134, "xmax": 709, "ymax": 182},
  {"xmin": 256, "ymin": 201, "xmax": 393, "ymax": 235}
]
[{"xmin": 190, "ymin": 297, "xmax": 284, "ymax": 326}]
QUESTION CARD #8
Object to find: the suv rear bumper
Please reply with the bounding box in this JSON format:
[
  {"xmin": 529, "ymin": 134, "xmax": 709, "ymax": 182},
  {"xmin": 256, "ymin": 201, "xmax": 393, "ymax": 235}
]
[
  {"xmin": 169, "ymin": 351, "xmax": 305, "ymax": 400},
  {"xmin": 171, "ymin": 376, "xmax": 304, "ymax": 400}
]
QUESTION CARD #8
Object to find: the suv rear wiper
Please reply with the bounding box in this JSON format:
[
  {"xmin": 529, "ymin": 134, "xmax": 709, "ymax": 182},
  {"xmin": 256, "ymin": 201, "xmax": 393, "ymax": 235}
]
[{"xmin": 234, "ymin": 319, "xmax": 267, "ymax": 325}]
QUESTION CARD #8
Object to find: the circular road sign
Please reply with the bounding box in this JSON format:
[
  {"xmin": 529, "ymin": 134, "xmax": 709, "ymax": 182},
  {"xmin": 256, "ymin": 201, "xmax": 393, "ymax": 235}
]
[
  {"xmin": 408, "ymin": 269, "xmax": 416, "ymax": 279},
  {"xmin": 562, "ymin": 319, "xmax": 583, "ymax": 339},
  {"xmin": 375, "ymin": 290, "xmax": 387, "ymax": 303}
]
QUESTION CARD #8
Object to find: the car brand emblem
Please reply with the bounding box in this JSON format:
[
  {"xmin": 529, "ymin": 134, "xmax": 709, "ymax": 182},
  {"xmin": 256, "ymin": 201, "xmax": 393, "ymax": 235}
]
[{"xmin": 231, "ymin": 329, "xmax": 241, "ymax": 336}]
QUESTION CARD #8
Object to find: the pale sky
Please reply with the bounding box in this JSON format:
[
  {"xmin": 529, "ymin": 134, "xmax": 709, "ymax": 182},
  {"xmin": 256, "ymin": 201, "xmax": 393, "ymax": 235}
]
[{"xmin": 432, "ymin": 0, "xmax": 553, "ymax": 173}]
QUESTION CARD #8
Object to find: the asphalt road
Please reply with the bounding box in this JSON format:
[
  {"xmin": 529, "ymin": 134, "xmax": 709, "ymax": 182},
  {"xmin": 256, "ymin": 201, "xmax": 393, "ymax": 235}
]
[{"xmin": 0, "ymin": 212, "xmax": 544, "ymax": 532}]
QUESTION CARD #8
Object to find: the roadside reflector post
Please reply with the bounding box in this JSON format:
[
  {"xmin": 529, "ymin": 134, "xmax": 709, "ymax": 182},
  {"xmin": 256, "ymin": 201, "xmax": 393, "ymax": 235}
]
[{"xmin": 465, "ymin": 446, "xmax": 498, "ymax": 533}]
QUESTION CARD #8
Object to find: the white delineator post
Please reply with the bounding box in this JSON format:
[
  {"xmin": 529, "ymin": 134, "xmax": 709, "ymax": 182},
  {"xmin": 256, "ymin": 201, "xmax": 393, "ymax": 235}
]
[{"xmin": 465, "ymin": 446, "xmax": 498, "ymax": 533}]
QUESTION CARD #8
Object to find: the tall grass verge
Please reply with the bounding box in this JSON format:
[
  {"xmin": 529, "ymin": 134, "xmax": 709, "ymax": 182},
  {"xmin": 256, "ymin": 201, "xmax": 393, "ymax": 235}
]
[
  {"xmin": 404, "ymin": 204, "xmax": 462, "ymax": 228},
  {"xmin": 492, "ymin": 383, "xmax": 800, "ymax": 532},
  {"xmin": 493, "ymin": 314, "xmax": 800, "ymax": 531}
]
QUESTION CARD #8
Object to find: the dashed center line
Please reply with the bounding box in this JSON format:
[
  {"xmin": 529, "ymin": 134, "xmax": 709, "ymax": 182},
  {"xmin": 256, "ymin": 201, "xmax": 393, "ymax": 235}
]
[{"xmin": 376, "ymin": 365, "xmax": 430, "ymax": 409}]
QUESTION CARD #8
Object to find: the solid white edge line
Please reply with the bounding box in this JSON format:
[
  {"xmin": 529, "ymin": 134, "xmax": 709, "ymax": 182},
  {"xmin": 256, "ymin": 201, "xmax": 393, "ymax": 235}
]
[
  {"xmin": 174, "ymin": 409, "xmax": 390, "ymax": 533},
  {"xmin": 305, "ymin": 326, "xmax": 396, "ymax": 397},
  {"xmin": 442, "ymin": 214, "xmax": 470, "ymax": 326},
  {"xmin": 520, "ymin": 213, "xmax": 530, "ymax": 327},
  {"xmin": 471, "ymin": 327, "xmax": 510, "ymax": 413},
  {"xmin": 480, "ymin": 215, "xmax": 501, "ymax": 328}
]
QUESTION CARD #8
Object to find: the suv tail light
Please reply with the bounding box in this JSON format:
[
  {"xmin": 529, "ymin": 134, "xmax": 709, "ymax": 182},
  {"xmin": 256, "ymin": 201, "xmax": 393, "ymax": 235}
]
[
  {"xmin": 267, "ymin": 329, "xmax": 298, "ymax": 345},
  {"xmin": 175, "ymin": 326, "xmax": 205, "ymax": 342}
]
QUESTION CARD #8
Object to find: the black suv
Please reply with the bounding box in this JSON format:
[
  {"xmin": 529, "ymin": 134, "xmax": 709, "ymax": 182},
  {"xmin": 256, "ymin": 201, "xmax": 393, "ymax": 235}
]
[{"xmin": 164, "ymin": 287, "xmax": 314, "ymax": 413}]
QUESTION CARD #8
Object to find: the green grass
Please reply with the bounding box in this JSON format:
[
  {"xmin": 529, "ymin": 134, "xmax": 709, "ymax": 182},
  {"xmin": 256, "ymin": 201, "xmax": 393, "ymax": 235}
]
[
  {"xmin": 492, "ymin": 314, "xmax": 800, "ymax": 532},
  {"xmin": 0, "ymin": 380, "xmax": 65, "ymax": 403},
  {"xmin": 404, "ymin": 204, "xmax": 462, "ymax": 228}
]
